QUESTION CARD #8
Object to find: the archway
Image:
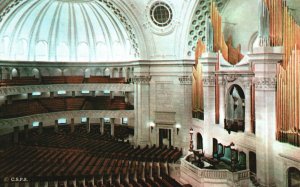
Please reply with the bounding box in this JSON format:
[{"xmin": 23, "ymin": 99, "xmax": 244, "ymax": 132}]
[
  {"xmin": 225, "ymin": 84, "xmax": 245, "ymax": 133},
  {"xmin": 196, "ymin": 133, "xmax": 203, "ymax": 150},
  {"xmin": 288, "ymin": 167, "xmax": 300, "ymax": 187}
]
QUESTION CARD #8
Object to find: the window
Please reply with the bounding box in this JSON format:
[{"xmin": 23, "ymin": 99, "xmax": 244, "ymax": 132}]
[
  {"xmin": 104, "ymin": 118, "xmax": 110, "ymax": 123},
  {"xmin": 81, "ymin": 117, "xmax": 87, "ymax": 123},
  {"xmin": 32, "ymin": 121, "xmax": 40, "ymax": 127},
  {"xmin": 32, "ymin": 92, "xmax": 41, "ymax": 96},
  {"xmin": 58, "ymin": 118, "xmax": 67, "ymax": 124},
  {"xmin": 122, "ymin": 118, "xmax": 128, "ymax": 124},
  {"xmin": 81, "ymin": 90, "xmax": 90, "ymax": 94},
  {"xmin": 57, "ymin": 90, "xmax": 66, "ymax": 95},
  {"xmin": 150, "ymin": 2, "xmax": 172, "ymax": 27},
  {"xmin": 103, "ymin": 90, "xmax": 110, "ymax": 94}
]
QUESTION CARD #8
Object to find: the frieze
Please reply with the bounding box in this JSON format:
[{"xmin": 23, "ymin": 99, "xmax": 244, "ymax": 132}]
[
  {"xmin": 178, "ymin": 76, "xmax": 192, "ymax": 85},
  {"xmin": 131, "ymin": 76, "xmax": 151, "ymax": 84},
  {"xmin": 0, "ymin": 84, "xmax": 134, "ymax": 96},
  {"xmin": 254, "ymin": 77, "xmax": 277, "ymax": 89}
]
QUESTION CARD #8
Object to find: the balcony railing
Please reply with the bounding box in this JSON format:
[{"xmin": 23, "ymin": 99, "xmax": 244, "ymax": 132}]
[{"xmin": 180, "ymin": 154, "xmax": 250, "ymax": 186}]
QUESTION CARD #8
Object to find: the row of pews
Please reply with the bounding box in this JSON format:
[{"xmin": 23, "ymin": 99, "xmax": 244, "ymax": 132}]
[
  {"xmin": 0, "ymin": 76, "xmax": 127, "ymax": 86},
  {"xmin": 0, "ymin": 96, "xmax": 133, "ymax": 118},
  {"xmin": 0, "ymin": 126, "xmax": 185, "ymax": 187}
]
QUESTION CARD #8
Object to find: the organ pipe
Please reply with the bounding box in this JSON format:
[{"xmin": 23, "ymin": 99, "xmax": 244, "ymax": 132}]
[{"xmin": 263, "ymin": 0, "xmax": 300, "ymax": 146}]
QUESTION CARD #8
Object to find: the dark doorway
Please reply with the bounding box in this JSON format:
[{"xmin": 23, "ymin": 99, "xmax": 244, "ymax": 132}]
[
  {"xmin": 212, "ymin": 138, "xmax": 218, "ymax": 155},
  {"xmin": 159, "ymin": 129, "xmax": 171, "ymax": 147},
  {"xmin": 197, "ymin": 133, "xmax": 203, "ymax": 150},
  {"xmin": 225, "ymin": 84, "xmax": 246, "ymax": 133},
  {"xmin": 288, "ymin": 167, "xmax": 300, "ymax": 187},
  {"xmin": 249, "ymin": 151, "xmax": 257, "ymax": 174}
]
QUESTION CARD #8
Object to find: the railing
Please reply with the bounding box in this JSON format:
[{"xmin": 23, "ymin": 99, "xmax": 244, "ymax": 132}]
[{"xmin": 180, "ymin": 154, "xmax": 250, "ymax": 186}]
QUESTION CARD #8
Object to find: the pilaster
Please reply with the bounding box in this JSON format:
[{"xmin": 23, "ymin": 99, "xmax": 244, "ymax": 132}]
[
  {"xmin": 199, "ymin": 52, "xmax": 218, "ymax": 155},
  {"xmin": 248, "ymin": 46, "xmax": 283, "ymax": 187},
  {"xmin": 132, "ymin": 75, "xmax": 151, "ymax": 147}
]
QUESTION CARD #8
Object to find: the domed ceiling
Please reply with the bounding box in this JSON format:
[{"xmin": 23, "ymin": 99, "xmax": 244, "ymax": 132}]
[{"xmin": 0, "ymin": 0, "xmax": 139, "ymax": 62}]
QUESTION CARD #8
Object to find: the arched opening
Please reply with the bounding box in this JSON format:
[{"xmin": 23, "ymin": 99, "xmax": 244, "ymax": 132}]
[
  {"xmin": 104, "ymin": 68, "xmax": 111, "ymax": 77},
  {"xmin": 32, "ymin": 68, "xmax": 40, "ymax": 79},
  {"xmin": 11, "ymin": 68, "xmax": 19, "ymax": 78},
  {"xmin": 84, "ymin": 69, "xmax": 91, "ymax": 78},
  {"xmin": 196, "ymin": 132, "xmax": 203, "ymax": 150},
  {"xmin": 225, "ymin": 84, "xmax": 245, "ymax": 133},
  {"xmin": 288, "ymin": 167, "xmax": 300, "ymax": 187}
]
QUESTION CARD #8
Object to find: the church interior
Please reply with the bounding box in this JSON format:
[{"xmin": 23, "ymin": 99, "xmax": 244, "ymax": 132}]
[{"xmin": 0, "ymin": 0, "xmax": 299, "ymax": 186}]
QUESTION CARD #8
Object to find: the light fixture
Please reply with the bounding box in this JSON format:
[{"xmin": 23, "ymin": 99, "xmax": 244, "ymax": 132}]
[
  {"xmin": 175, "ymin": 123, "xmax": 181, "ymax": 135},
  {"xmin": 149, "ymin": 122, "xmax": 155, "ymax": 133},
  {"xmin": 189, "ymin": 127, "xmax": 194, "ymax": 151}
]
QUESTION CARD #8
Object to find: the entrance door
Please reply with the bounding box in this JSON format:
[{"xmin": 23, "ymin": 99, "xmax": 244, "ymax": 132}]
[
  {"xmin": 159, "ymin": 129, "xmax": 171, "ymax": 147},
  {"xmin": 249, "ymin": 151, "xmax": 257, "ymax": 174}
]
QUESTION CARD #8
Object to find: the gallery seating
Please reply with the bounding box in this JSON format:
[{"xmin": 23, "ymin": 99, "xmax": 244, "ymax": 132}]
[{"xmin": 0, "ymin": 96, "xmax": 133, "ymax": 118}]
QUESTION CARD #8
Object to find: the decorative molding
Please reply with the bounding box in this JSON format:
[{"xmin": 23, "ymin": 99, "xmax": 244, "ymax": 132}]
[
  {"xmin": 254, "ymin": 77, "xmax": 276, "ymax": 89},
  {"xmin": 0, "ymin": 110, "xmax": 135, "ymax": 129},
  {"xmin": 131, "ymin": 76, "xmax": 152, "ymax": 84},
  {"xmin": 178, "ymin": 76, "xmax": 192, "ymax": 84},
  {"xmin": 0, "ymin": 84, "xmax": 134, "ymax": 96}
]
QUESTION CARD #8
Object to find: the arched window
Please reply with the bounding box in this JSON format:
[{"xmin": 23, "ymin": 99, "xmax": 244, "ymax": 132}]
[
  {"xmin": 288, "ymin": 167, "xmax": 300, "ymax": 187},
  {"xmin": 35, "ymin": 41, "xmax": 48, "ymax": 61},
  {"xmin": 225, "ymin": 84, "xmax": 245, "ymax": 133},
  {"xmin": 196, "ymin": 133, "xmax": 203, "ymax": 150}
]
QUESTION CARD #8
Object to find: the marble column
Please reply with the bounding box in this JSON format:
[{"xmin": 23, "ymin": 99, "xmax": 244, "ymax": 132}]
[
  {"xmin": 100, "ymin": 118, "xmax": 104, "ymax": 134},
  {"xmin": 110, "ymin": 118, "xmax": 115, "ymax": 136},
  {"xmin": 248, "ymin": 46, "xmax": 282, "ymax": 187}
]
